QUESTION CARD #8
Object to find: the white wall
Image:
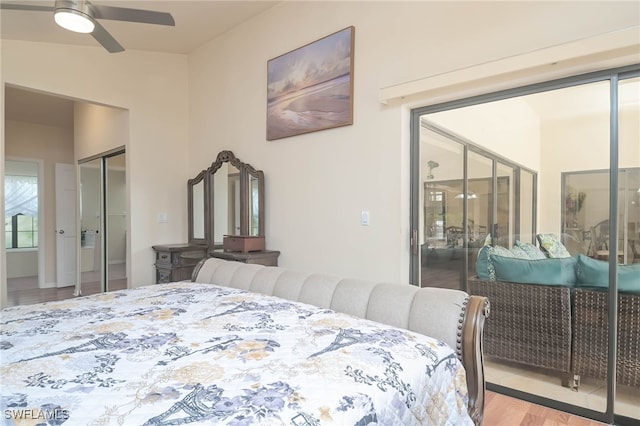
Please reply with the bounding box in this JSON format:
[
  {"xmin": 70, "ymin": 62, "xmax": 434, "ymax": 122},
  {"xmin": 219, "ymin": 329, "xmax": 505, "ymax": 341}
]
[
  {"xmin": 187, "ymin": 1, "xmax": 639, "ymax": 282},
  {"xmin": 5, "ymin": 250, "xmax": 38, "ymax": 278},
  {"xmin": 75, "ymin": 102, "xmax": 129, "ymax": 160},
  {"xmin": 1, "ymin": 40, "xmax": 189, "ymax": 306}
]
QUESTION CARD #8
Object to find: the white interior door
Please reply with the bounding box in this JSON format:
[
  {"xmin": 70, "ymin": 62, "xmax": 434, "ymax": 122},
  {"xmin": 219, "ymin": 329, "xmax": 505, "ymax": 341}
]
[{"xmin": 56, "ymin": 163, "xmax": 77, "ymax": 288}]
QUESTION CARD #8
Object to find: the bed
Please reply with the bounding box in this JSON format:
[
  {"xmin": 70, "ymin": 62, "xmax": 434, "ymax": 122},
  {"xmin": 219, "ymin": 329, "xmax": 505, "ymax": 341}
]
[{"xmin": 1, "ymin": 258, "xmax": 488, "ymax": 425}]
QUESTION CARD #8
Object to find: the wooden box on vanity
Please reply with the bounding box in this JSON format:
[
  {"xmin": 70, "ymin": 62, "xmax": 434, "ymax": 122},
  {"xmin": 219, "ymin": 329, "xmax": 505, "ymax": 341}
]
[{"xmin": 222, "ymin": 235, "xmax": 266, "ymax": 252}]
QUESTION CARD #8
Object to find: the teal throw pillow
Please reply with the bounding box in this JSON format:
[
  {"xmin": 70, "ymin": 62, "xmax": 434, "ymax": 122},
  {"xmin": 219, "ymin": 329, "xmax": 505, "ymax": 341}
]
[
  {"xmin": 491, "ymin": 254, "xmax": 578, "ymax": 286},
  {"xmin": 475, "ymin": 235, "xmax": 494, "ymax": 280},
  {"xmin": 514, "ymin": 240, "xmax": 547, "ymax": 260},
  {"xmin": 475, "ymin": 234, "xmax": 514, "ymax": 281},
  {"xmin": 475, "ymin": 245, "xmax": 490, "ymax": 280},
  {"xmin": 510, "ymin": 245, "xmax": 530, "ymax": 259},
  {"xmin": 576, "ymin": 254, "xmax": 640, "ymax": 294},
  {"xmin": 537, "ymin": 233, "xmax": 572, "ymax": 258},
  {"xmin": 485, "ymin": 245, "xmax": 513, "ymax": 281},
  {"xmin": 491, "ymin": 245, "xmax": 514, "ymax": 257}
]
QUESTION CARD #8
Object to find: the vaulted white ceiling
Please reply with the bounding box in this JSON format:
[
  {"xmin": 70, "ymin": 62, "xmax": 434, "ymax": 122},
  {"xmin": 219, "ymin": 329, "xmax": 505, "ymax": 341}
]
[
  {"xmin": 2, "ymin": 1, "xmax": 280, "ymax": 127},
  {"xmin": 0, "ymin": 1, "xmax": 279, "ymax": 54}
]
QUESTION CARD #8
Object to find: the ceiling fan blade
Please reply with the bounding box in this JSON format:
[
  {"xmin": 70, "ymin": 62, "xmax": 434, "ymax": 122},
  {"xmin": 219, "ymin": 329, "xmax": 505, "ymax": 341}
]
[
  {"xmin": 91, "ymin": 4, "xmax": 174, "ymax": 26},
  {"xmin": 0, "ymin": 3, "xmax": 54, "ymax": 12},
  {"xmin": 91, "ymin": 20, "xmax": 124, "ymax": 53}
]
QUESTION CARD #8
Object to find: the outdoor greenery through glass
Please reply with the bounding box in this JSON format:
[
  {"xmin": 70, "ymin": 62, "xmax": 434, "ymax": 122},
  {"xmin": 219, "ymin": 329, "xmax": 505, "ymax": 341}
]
[{"xmin": 5, "ymin": 214, "xmax": 38, "ymax": 249}]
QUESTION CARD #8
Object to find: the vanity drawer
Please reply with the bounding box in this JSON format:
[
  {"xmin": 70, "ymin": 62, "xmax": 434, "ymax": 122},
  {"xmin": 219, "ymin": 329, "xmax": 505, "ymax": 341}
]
[
  {"xmin": 156, "ymin": 251, "xmax": 173, "ymax": 264},
  {"xmin": 156, "ymin": 268, "xmax": 172, "ymax": 284},
  {"xmin": 155, "ymin": 250, "xmax": 202, "ymax": 266},
  {"xmin": 152, "ymin": 244, "xmax": 207, "ymax": 284}
]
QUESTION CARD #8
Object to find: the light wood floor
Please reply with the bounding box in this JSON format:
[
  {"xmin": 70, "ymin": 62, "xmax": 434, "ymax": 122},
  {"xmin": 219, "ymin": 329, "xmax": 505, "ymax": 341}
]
[
  {"xmin": 6, "ymin": 265, "xmax": 127, "ymax": 307},
  {"xmin": 484, "ymin": 391, "xmax": 606, "ymax": 426}
]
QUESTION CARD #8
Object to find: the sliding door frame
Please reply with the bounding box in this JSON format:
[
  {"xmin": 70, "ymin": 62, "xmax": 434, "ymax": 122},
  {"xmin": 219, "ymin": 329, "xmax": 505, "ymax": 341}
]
[
  {"xmin": 77, "ymin": 146, "xmax": 126, "ymax": 295},
  {"xmin": 410, "ymin": 120, "xmax": 536, "ymax": 289},
  {"xmin": 410, "ymin": 64, "xmax": 640, "ymax": 425}
]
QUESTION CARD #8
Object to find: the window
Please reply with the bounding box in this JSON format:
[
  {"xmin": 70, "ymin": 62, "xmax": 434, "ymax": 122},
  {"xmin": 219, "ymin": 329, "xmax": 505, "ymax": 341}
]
[{"xmin": 4, "ymin": 162, "xmax": 39, "ymax": 249}]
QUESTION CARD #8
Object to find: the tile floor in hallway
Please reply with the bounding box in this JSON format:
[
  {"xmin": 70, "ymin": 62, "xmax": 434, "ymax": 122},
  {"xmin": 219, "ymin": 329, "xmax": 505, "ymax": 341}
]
[{"xmin": 485, "ymin": 359, "xmax": 640, "ymax": 420}]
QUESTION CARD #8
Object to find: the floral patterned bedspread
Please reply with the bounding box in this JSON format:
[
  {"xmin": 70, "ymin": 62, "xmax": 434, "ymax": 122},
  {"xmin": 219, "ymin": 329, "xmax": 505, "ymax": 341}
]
[{"xmin": 1, "ymin": 282, "xmax": 472, "ymax": 425}]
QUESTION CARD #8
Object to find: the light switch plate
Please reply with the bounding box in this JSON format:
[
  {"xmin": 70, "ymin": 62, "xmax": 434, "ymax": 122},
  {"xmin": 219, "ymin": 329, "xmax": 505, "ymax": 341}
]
[
  {"xmin": 158, "ymin": 212, "xmax": 168, "ymax": 223},
  {"xmin": 361, "ymin": 210, "xmax": 370, "ymax": 226}
]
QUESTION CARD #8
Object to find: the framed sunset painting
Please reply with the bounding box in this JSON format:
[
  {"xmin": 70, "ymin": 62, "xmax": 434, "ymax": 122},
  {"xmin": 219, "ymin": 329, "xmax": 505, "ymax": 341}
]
[{"xmin": 266, "ymin": 26, "xmax": 355, "ymax": 141}]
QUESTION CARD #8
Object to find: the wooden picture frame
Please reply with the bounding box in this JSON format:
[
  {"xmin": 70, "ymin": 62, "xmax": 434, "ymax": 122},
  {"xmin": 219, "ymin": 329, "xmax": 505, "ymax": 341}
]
[{"xmin": 267, "ymin": 26, "xmax": 355, "ymax": 141}]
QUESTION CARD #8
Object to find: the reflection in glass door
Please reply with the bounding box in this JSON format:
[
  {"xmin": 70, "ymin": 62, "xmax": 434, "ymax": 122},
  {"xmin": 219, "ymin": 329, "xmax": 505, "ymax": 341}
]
[
  {"xmin": 416, "ymin": 121, "xmax": 536, "ymax": 290},
  {"xmin": 106, "ymin": 153, "xmax": 127, "ymax": 292},
  {"xmin": 79, "ymin": 159, "xmax": 103, "ymax": 296},
  {"xmin": 418, "ymin": 125, "xmax": 464, "ymax": 289},
  {"xmin": 519, "ymin": 170, "xmax": 536, "ymax": 244},
  {"xmin": 496, "ymin": 162, "xmax": 515, "ymax": 247},
  {"xmin": 467, "ymin": 151, "xmax": 493, "ymax": 276},
  {"xmin": 78, "ymin": 149, "xmax": 127, "ymax": 296}
]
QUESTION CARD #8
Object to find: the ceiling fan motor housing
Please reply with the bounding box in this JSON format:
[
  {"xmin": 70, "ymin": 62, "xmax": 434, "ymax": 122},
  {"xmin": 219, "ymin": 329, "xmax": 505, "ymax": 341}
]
[
  {"xmin": 2, "ymin": 0, "xmax": 175, "ymax": 53},
  {"xmin": 54, "ymin": 0, "xmax": 96, "ymax": 33},
  {"xmin": 55, "ymin": 0, "xmax": 93, "ymax": 16}
]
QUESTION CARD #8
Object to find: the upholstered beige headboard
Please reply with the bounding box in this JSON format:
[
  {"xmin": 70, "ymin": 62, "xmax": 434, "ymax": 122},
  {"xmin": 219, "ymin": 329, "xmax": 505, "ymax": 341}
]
[{"xmin": 192, "ymin": 257, "xmax": 489, "ymax": 425}]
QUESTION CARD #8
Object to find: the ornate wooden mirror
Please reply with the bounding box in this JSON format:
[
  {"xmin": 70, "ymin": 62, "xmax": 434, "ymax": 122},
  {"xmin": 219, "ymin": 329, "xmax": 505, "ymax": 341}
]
[
  {"xmin": 246, "ymin": 164, "xmax": 265, "ymax": 237},
  {"xmin": 206, "ymin": 150, "xmax": 265, "ymax": 249},
  {"xmin": 187, "ymin": 169, "xmax": 209, "ymax": 246}
]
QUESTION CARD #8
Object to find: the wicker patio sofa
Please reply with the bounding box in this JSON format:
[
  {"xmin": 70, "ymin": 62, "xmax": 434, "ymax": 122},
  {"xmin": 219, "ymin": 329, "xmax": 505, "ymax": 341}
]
[
  {"xmin": 469, "ymin": 237, "xmax": 640, "ymax": 390},
  {"xmin": 572, "ymin": 290, "xmax": 640, "ymax": 388},
  {"xmin": 467, "ymin": 278, "xmax": 576, "ymax": 387}
]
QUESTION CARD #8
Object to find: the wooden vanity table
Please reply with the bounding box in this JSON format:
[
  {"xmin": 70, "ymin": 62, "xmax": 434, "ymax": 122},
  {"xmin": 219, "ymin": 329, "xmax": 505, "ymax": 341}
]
[
  {"xmin": 153, "ymin": 243, "xmax": 207, "ymax": 283},
  {"xmin": 154, "ymin": 150, "xmax": 278, "ymax": 281}
]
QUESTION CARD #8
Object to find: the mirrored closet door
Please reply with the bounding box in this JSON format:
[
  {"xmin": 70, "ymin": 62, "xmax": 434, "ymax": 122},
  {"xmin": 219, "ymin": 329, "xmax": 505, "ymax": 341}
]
[{"xmin": 78, "ymin": 149, "xmax": 127, "ymax": 295}]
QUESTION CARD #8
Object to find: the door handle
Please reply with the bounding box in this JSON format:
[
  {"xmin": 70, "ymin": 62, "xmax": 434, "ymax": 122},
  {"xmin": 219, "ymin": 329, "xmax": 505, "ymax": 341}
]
[{"xmin": 58, "ymin": 229, "xmax": 65, "ymax": 234}]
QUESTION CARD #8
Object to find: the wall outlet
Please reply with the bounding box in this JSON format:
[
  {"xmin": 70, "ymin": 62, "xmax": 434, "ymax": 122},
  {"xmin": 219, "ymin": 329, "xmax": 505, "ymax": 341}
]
[{"xmin": 158, "ymin": 212, "xmax": 168, "ymax": 223}]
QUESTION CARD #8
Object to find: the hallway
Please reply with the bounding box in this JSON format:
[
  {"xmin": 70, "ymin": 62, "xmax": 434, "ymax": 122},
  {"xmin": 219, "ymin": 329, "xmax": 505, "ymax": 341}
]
[{"xmin": 6, "ymin": 263, "xmax": 127, "ymax": 307}]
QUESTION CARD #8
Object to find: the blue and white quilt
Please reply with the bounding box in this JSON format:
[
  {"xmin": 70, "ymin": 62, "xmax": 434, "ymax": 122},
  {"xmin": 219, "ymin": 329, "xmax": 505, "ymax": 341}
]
[{"xmin": 1, "ymin": 282, "xmax": 473, "ymax": 425}]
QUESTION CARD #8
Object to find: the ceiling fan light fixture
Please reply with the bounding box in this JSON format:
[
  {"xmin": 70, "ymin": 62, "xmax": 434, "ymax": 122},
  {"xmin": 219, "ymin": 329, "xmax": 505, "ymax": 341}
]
[{"xmin": 54, "ymin": 9, "xmax": 94, "ymax": 33}]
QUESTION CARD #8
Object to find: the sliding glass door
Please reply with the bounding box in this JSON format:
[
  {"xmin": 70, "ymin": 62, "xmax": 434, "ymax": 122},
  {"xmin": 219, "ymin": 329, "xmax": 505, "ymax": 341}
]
[
  {"xmin": 615, "ymin": 75, "xmax": 639, "ymax": 423},
  {"xmin": 79, "ymin": 159, "xmax": 103, "ymax": 295},
  {"xmin": 78, "ymin": 149, "xmax": 127, "ymax": 296},
  {"xmin": 411, "ymin": 65, "xmax": 640, "ymax": 425},
  {"xmin": 105, "ymin": 153, "xmax": 127, "ymax": 293}
]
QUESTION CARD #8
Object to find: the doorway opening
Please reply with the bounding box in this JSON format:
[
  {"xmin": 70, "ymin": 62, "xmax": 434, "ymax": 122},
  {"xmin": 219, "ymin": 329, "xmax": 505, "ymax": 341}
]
[
  {"xmin": 4, "ymin": 158, "xmax": 45, "ymax": 304},
  {"xmin": 3, "ymin": 85, "xmax": 128, "ymax": 306}
]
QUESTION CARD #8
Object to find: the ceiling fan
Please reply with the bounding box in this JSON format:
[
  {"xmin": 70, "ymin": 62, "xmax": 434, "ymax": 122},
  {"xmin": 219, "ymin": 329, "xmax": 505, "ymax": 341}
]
[{"xmin": 0, "ymin": 0, "xmax": 175, "ymax": 53}]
